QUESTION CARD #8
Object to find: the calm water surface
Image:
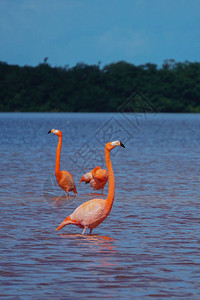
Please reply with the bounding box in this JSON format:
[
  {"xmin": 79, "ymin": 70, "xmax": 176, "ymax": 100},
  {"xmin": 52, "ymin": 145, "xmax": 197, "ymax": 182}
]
[{"xmin": 0, "ymin": 113, "xmax": 200, "ymax": 299}]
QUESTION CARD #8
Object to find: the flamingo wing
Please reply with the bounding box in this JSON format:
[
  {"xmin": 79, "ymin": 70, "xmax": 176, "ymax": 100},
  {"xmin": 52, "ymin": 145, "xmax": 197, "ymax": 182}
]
[
  {"xmin": 93, "ymin": 169, "xmax": 108, "ymax": 182},
  {"xmin": 70, "ymin": 198, "xmax": 107, "ymax": 228},
  {"xmin": 58, "ymin": 171, "xmax": 76, "ymax": 192}
]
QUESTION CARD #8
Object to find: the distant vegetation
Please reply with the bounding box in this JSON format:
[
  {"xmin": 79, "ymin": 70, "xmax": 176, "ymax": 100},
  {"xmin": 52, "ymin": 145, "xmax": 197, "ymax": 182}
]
[{"xmin": 0, "ymin": 59, "xmax": 200, "ymax": 112}]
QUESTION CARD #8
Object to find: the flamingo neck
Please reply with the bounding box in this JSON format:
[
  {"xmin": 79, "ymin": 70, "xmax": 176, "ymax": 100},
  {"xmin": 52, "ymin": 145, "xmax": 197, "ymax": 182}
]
[
  {"xmin": 105, "ymin": 148, "xmax": 115, "ymax": 212},
  {"xmin": 55, "ymin": 135, "xmax": 62, "ymax": 176}
]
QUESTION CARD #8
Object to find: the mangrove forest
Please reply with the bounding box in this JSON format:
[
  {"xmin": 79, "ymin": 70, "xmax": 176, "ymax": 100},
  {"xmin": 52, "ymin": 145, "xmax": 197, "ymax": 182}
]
[{"xmin": 0, "ymin": 59, "xmax": 200, "ymax": 112}]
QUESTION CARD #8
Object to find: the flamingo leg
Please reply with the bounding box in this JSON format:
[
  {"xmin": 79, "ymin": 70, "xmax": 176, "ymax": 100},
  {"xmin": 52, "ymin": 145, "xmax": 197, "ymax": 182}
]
[
  {"xmin": 64, "ymin": 191, "xmax": 69, "ymax": 197},
  {"xmin": 82, "ymin": 227, "xmax": 87, "ymax": 235},
  {"xmin": 89, "ymin": 228, "xmax": 93, "ymax": 235}
]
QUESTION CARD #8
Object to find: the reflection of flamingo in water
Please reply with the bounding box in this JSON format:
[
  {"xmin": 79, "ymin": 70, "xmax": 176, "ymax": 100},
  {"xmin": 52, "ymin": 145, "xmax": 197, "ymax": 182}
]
[
  {"xmin": 79, "ymin": 166, "xmax": 108, "ymax": 194},
  {"xmin": 56, "ymin": 140, "xmax": 125, "ymax": 235},
  {"xmin": 48, "ymin": 129, "xmax": 78, "ymax": 196},
  {"xmin": 59, "ymin": 234, "xmax": 117, "ymax": 264}
]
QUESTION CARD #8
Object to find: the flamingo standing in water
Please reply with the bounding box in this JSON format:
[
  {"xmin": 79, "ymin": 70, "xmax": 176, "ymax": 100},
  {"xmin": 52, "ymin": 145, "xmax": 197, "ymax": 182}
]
[
  {"xmin": 79, "ymin": 166, "xmax": 108, "ymax": 193},
  {"xmin": 55, "ymin": 140, "xmax": 125, "ymax": 235},
  {"xmin": 48, "ymin": 129, "xmax": 78, "ymax": 196}
]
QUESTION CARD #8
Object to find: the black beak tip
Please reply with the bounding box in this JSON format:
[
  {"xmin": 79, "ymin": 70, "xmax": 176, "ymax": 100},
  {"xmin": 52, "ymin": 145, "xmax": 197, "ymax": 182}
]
[
  {"xmin": 120, "ymin": 141, "xmax": 125, "ymax": 148},
  {"xmin": 48, "ymin": 130, "xmax": 51, "ymax": 134}
]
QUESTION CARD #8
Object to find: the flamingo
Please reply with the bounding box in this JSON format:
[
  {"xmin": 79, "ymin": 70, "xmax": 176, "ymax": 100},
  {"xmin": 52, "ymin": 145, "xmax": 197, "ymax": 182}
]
[
  {"xmin": 79, "ymin": 166, "xmax": 108, "ymax": 193},
  {"xmin": 48, "ymin": 129, "xmax": 78, "ymax": 196},
  {"xmin": 55, "ymin": 140, "xmax": 125, "ymax": 235}
]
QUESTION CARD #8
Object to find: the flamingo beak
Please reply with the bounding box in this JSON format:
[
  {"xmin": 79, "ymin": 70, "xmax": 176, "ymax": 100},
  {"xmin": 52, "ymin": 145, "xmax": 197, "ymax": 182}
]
[
  {"xmin": 120, "ymin": 141, "xmax": 125, "ymax": 148},
  {"xmin": 79, "ymin": 176, "xmax": 90, "ymax": 184},
  {"xmin": 48, "ymin": 130, "xmax": 52, "ymax": 134}
]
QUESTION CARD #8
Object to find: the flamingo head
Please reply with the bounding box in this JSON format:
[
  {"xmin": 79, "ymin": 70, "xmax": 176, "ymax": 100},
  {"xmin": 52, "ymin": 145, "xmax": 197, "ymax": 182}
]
[
  {"xmin": 48, "ymin": 129, "xmax": 62, "ymax": 137},
  {"xmin": 105, "ymin": 140, "xmax": 125, "ymax": 151},
  {"xmin": 79, "ymin": 172, "xmax": 92, "ymax": 183}
]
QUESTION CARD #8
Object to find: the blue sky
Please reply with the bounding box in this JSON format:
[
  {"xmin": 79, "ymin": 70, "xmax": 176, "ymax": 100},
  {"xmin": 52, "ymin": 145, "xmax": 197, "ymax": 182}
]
[{"xmin": 0, "ymin": 0, "xmax": 200, "ymax": 68}]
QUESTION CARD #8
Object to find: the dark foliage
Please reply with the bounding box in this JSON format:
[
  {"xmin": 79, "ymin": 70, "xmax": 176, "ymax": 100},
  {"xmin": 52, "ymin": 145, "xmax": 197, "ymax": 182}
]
[{"xmin": 0, "ymin": 59, "xmax": 200, "ymax": 112}]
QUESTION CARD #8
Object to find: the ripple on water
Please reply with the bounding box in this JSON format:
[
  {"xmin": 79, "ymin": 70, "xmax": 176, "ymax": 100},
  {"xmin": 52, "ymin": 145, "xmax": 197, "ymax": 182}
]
[{"xmin": 0, "ymin": 113, "xmax": 200, "ymax": 298}]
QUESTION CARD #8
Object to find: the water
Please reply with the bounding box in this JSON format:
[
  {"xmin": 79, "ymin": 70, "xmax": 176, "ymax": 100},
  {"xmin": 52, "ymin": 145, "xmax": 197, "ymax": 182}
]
[{"xmin": 0, "ymin": 112, "xmax": 200, "ymax": 299}]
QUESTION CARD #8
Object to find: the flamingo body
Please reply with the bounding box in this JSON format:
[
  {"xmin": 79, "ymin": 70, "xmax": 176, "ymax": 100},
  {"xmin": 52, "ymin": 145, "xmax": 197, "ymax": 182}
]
[
  {"xmin": 56, "ymin": 140, "xmax": 125, "ymax": 234},
  {"xmin": 48, "ymin": 129, "xmax": 77, "ymax": 195},
  {"xmin": 80, "ymin": 166, "xmax": 108, "ymax": 193},
  {"xmin": 56, "ymin": 198, "xmax": 109, "ymax": 233},
  {"xmin": 57, "ymin": 170, "xmax": 77, "ymax": 195}
]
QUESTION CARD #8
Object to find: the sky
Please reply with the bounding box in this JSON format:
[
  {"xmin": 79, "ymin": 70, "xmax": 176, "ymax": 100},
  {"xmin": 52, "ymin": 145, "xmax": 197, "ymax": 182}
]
[{"xmin": 0, "ymin": 0, "xmax": 200, "ymax": 68}]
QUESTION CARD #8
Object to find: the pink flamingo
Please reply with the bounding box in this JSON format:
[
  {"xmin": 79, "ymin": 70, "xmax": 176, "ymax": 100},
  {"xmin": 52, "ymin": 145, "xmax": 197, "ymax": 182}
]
[
  {"xmin": 55, "ymin": 140, "xmax": 125, "ymax": 234},
  {"xmin": 79, "ymin": 166, "xmax": 108, "ymax": 193},
  {"xmin": 48, "ymin": 129, "xmax": 78, "ymax": 196}
]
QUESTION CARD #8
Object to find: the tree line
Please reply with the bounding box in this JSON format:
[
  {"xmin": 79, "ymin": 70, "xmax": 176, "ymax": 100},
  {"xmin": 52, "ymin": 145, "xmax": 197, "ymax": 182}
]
[{"xmin": 0, "ymin": 59, "xmax": 200, "ymax": 112}]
